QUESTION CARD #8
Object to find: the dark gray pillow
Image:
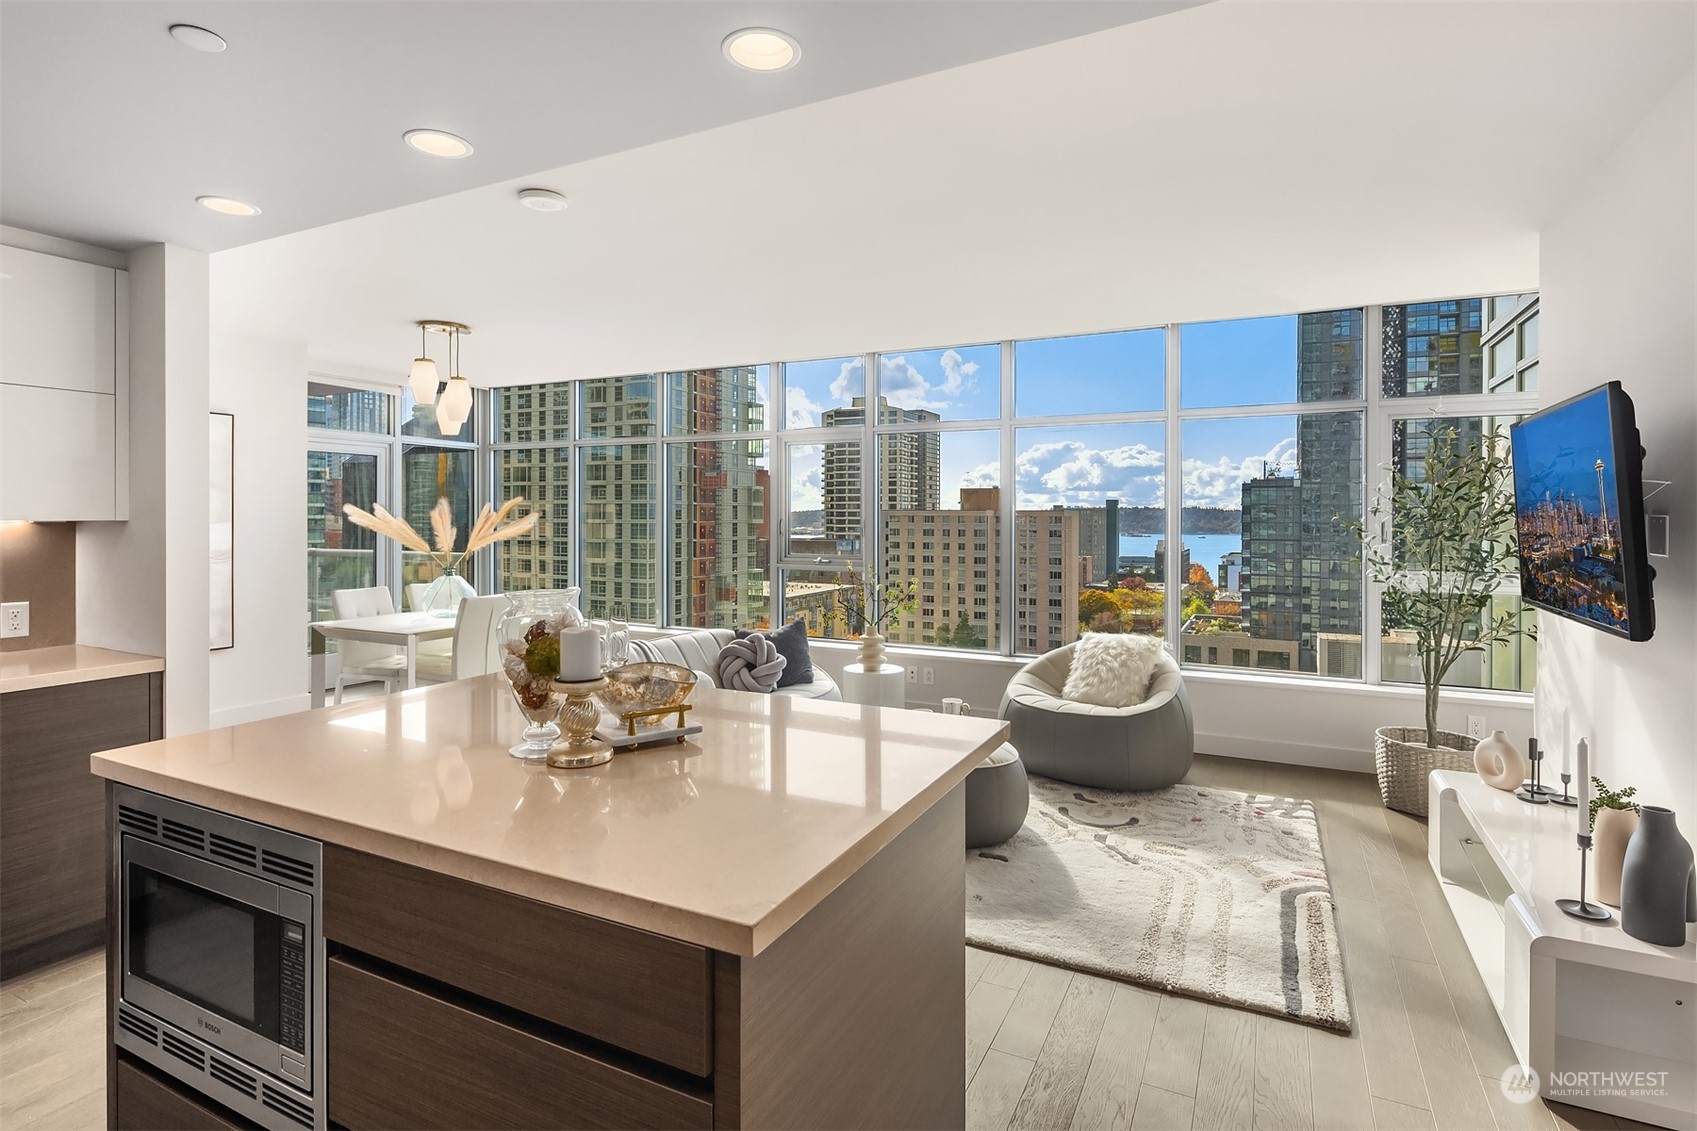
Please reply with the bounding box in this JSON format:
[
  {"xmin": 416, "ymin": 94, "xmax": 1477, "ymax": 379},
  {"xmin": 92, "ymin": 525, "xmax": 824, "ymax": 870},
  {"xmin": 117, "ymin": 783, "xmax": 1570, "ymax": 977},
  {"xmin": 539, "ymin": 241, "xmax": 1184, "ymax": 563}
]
[{"xmin": 736, "ymin": 619, "xmax": 813, "ymax": 689}]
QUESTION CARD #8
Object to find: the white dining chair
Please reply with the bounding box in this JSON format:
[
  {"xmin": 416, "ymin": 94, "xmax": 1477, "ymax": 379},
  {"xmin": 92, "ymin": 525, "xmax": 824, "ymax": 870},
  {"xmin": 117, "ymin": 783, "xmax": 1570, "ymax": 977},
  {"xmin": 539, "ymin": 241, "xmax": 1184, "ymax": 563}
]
[
  {"xmin": 329, "ymin": 586, "xmax": 408, "ymax": 704},
  {"xmin": 416, "ymin": 594, "xmax": 511, "ymax": 684},
  {"xmin": 404, "ymin": 583, "xmax": 430, "ymax": 612}
]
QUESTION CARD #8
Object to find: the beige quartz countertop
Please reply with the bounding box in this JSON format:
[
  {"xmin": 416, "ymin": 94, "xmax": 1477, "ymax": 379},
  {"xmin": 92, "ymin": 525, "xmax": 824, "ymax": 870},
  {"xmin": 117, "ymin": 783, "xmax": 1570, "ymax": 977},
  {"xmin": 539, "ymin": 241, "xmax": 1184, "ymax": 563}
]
[
  {"xmin": 91, "ymin": 675, "xmax": 1006, "ymax": 955},
  {"xmin": 0, "ymin": 645, "xmax": 164, "ymax": 694}
]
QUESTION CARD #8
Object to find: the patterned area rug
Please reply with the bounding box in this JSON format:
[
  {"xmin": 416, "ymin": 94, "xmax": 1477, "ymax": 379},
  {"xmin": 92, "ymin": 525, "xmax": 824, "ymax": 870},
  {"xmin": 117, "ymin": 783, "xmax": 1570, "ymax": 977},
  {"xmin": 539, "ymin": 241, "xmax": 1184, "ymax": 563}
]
[{"xmin": 966, "ymin": 776, "xmax": 1352, "ymax": 1031}]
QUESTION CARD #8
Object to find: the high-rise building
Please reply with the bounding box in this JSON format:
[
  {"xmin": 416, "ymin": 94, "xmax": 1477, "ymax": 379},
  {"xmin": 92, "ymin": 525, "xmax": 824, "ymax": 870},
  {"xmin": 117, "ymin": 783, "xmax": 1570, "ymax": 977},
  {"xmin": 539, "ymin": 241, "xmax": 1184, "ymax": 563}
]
[
  {"xmin": 821, "ymin": 397, "xmax": 940, "ymax": 547},
  {"xmin": 880, "ymin": 487, "xmax": 1079, "ymax": 655},
  {"xmin": 664, "ymin": 368, "xmax": 767, "ymax": 629},
  {"xmin": 1069, "ymin": 499, "xmax": 1117, "ymax": 585},
  {"xmin": 498, "ymin": 384, "xmax": 575, "ymax": 594}
]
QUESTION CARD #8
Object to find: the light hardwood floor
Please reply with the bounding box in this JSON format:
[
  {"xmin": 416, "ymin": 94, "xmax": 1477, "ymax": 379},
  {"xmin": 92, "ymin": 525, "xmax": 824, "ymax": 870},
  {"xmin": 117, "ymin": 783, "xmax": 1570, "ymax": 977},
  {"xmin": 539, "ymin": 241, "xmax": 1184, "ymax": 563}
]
[{"xmin": 0, "ymin": 755, "xmax": 1656, "ymax": 1131}]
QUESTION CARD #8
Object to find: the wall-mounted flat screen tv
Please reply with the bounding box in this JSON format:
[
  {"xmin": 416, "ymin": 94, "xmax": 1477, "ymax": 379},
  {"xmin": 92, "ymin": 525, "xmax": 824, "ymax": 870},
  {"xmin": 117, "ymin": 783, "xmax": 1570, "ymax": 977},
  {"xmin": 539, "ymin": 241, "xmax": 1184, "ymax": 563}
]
[{"xmin": 1509, "ymin": 382, "xmax": 1654, "ymax": 641}]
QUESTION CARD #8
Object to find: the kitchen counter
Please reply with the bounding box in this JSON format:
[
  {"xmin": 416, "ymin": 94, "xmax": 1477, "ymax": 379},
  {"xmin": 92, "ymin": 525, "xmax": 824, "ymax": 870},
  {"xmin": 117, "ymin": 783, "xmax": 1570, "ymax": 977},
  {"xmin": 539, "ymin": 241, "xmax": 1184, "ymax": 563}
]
[
  {"xmin": 0, "ymin": 644, "xmax": 163, "ymax": 694},
  {"xmin": 99, "ymin": 674, "xmax": 999, "ymax": 1129},
  {"xmin": 91, "ymin": 673, "xmax": 1005, "ymax": 956}
]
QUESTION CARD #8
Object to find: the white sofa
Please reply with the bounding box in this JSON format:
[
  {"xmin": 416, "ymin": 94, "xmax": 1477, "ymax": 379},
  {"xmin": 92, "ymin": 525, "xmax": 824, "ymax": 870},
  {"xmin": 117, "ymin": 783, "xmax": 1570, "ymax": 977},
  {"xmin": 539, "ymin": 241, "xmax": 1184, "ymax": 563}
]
[{"xmin": 631, "ymin": 628, "xmax": 842, "ymax": 701}]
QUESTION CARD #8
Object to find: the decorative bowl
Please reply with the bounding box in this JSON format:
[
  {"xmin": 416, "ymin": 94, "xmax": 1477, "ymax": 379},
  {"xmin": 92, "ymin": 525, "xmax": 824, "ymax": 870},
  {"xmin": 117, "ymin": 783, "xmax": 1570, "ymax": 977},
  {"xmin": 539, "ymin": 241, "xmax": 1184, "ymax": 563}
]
[{"xmin": 595, "ymin": 662, "xmax": 697, "ymax": 727}]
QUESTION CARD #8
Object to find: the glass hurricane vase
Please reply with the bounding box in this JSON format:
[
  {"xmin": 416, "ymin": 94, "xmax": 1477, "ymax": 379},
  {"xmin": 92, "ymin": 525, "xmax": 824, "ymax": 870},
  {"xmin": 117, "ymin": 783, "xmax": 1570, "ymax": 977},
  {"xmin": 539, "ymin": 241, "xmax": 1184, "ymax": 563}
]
[
  {"xmin": 420, "ymin": 566, "xmax": 476, "ymax": 618},
  {"xmin": 497, "ymin": 589, "xmax": 588, "ymax": 760}
]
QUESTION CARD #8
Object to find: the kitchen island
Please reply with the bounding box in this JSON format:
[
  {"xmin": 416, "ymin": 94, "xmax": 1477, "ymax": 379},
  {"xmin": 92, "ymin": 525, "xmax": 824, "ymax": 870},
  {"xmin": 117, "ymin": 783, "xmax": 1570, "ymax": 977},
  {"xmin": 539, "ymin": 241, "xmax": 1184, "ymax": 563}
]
[{"xmin": 92, "ymin": 674, "xmax": 1006, "ymax": 1130}]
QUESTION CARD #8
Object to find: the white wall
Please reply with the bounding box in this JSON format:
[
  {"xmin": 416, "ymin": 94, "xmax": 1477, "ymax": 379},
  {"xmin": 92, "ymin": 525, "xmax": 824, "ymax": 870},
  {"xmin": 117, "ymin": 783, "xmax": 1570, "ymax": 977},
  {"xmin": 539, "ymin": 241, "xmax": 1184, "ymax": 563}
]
[
  {"xmin": 207, "ymin": 329, "xmax": 309, "ymax": 728},
  {"xmin": 803, "ymin": 640, "xmax": 1531, "ymax": 774},
  {"xmin": 1536, "ymin": 66, "xmax": 1697, "ymax": 813},
  {"xmin": 78, "ymin": 242, "xmax": 210, "ymax": 736}
]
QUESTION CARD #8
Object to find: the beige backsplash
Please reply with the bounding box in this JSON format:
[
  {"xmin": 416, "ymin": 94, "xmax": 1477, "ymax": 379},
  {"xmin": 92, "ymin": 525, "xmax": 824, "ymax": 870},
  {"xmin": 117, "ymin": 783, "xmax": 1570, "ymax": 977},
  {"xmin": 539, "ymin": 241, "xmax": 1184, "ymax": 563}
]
[{"xmin": 0, "ymin": 522, "xmax": 76, "ymax": 651}]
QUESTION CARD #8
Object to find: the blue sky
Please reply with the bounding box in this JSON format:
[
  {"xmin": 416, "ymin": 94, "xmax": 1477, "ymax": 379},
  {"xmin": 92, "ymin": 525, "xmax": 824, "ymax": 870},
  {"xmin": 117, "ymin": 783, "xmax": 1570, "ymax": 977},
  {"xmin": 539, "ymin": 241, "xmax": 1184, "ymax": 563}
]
[
  {"xmin": 782, "ymin": 320, "xmax": 1310, "ymax": 512},
  {"xmin": 1511, "ymin": 388, "xmax": 1621, "ymax": 518}
]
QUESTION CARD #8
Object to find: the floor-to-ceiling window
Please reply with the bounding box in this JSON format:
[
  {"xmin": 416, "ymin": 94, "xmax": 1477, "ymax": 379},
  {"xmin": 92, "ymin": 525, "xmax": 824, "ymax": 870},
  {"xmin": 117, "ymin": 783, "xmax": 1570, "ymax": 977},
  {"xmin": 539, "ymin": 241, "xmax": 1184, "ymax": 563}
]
[{"xmin": 470, "ymin": 289, "xmax": 1537, "ymax": 695}]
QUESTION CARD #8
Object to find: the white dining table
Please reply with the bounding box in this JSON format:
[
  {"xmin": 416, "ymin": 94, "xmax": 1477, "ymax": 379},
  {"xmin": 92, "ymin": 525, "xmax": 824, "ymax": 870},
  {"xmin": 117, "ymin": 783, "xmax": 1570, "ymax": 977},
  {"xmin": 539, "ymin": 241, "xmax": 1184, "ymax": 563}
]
[{"xmin": 309, "ymin": 612, "xmax": 457, "ymax": 708}]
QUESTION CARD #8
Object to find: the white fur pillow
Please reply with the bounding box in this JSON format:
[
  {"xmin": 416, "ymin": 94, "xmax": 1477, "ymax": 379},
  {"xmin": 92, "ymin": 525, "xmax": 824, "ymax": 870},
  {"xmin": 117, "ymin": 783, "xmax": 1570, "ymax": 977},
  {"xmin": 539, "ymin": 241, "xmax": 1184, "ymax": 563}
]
[{"xmin": 1060, "ymin": 634, "xmax": 1164, "ymax": 708}]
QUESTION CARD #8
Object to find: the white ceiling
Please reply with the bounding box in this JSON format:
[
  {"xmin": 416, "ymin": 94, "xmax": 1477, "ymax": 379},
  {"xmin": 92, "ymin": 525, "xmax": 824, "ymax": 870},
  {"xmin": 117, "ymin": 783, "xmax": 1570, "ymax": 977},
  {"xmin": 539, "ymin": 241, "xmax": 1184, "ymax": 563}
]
[{"xmin": 0, "ymin": 0, "xmax": 1193, "ymax": 252}]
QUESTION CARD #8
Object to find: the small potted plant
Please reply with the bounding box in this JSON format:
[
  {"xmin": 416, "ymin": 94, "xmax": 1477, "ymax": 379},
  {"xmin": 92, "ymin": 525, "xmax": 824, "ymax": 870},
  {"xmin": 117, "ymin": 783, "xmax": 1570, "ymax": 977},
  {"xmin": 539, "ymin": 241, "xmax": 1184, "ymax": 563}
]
[
  {"xmin": 1589, "ymin": 777, "xmax": 1639, "ymax": 907},
  {"xmin": 835, "ymin": 568, "xmax": 919, "ymax": 671},
  {"xmin": 1352, "ymin": 429, "xmax": 1532, "ymax": 815}
]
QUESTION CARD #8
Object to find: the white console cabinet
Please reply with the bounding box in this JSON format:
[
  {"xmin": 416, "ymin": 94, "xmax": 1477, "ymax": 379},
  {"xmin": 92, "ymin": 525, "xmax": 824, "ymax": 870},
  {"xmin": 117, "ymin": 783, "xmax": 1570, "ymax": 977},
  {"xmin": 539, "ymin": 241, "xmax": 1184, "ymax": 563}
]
[
  {"xmin": 1429, "ymin": 771, "xmax": 1694, "ymax": 1129},
  {"xmin": 0, "ymin": 244, "xmax": 128, "ymax": 520}
]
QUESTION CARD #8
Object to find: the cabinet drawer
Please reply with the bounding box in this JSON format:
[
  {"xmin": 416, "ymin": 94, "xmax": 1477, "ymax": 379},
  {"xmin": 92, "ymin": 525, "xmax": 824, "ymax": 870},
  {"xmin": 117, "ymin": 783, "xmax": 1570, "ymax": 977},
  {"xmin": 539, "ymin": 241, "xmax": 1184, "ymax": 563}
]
[
  {"xmin": 328, "ymin": 957, "xmax": 712, "ymax": 1130},
  {"xmin": 323, "ymin": 845, "xmax": 712, "ymax": 1075},
  {"xmin": 116, "ymin": 1057, "xmax": 250, "ymax": 1130}
]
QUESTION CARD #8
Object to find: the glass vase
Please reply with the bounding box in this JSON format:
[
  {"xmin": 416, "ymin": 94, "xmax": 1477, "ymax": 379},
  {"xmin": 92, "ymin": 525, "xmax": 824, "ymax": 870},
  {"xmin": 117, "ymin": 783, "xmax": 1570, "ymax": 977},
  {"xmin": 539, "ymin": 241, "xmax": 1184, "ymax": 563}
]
[
  {"xmin": 497, "ymin": 589, "xmax": 588, "ymax": 760},
  {"xmin": 420, "ymin": 566, "xmax": 476, "ymax": 618}
]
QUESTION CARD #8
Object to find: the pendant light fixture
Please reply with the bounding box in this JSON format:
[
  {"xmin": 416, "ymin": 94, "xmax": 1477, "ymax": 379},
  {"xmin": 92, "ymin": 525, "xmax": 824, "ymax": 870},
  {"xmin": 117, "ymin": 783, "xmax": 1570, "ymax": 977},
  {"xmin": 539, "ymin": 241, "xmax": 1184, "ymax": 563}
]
[
  {"xmin": 408, "ymin": 321, "xmax": 443, "ymax": 406},
  {"xmin": 435, "ymin": 322, "xmax": 473, "ymax": 437}
]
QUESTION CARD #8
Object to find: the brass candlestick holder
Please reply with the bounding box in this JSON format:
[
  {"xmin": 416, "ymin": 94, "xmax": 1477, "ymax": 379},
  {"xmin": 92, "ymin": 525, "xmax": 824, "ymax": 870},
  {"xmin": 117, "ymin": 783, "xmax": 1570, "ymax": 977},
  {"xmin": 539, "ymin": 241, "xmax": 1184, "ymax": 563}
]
[{"xmin": 548, "ymin": 676, "xmax": 612, "ymax": 768}]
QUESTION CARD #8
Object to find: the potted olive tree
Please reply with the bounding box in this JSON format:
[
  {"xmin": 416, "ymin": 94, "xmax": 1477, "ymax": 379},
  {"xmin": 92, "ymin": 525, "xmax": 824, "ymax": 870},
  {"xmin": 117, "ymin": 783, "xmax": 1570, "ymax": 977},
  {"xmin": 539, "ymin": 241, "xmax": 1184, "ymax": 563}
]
[{"xmin": 1354, "ymin": 428, "xmax": 1530, "ymax": 815}]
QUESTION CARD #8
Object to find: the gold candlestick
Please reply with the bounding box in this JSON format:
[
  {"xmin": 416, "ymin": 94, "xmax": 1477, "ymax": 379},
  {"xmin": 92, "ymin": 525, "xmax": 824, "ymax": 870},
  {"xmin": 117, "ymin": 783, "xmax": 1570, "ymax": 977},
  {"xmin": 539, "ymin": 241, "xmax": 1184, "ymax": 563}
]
[{"xmin": 548, "ymin": 676, "xmax": 612, "ymax": 768}]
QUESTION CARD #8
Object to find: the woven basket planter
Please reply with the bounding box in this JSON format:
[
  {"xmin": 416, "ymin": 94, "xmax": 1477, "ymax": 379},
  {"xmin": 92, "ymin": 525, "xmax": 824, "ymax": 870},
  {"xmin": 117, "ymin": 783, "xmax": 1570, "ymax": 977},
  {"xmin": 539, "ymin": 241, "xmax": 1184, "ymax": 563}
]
[{"xmin": 1374, "ymin": 727, "xmax": 1477, "ymax": 817}]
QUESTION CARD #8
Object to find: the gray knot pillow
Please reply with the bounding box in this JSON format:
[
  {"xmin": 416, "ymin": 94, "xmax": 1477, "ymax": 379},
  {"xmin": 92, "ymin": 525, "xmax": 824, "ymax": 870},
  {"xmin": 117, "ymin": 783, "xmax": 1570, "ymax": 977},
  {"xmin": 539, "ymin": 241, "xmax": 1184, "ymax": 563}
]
[{"xmin": 717, "ymin": 634, "xmax": 787, "ymax": 693}]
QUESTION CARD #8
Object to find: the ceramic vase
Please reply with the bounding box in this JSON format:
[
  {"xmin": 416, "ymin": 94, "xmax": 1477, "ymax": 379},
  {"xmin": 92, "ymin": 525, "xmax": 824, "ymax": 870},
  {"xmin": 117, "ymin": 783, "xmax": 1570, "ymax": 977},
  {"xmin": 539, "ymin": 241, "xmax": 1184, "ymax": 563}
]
[
  {"xmin": 859, "ymin": 630, "xmax": 887, "ymax": 671},
  {"xmin": 1591, "ymin": 806, "xmax": 1639, "ymax": 907},
  {"xmin": 1620, "ymin": 806, "xmax": 1697, "ymax": 946},
  {"xmin": 1472, "ymin": 729, "xmax": 1525, "ymax": 791}
]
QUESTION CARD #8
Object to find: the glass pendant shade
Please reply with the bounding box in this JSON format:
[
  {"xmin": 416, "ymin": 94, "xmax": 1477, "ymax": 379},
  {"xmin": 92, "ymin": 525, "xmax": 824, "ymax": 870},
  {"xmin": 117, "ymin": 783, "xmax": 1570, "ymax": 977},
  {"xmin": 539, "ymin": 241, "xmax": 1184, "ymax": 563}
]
[
  {"xmin": 437, "ymin": 374, "xmax": 473, "ymax": 436},
  {"xmin": 408, "ymin": 357, "xmax": 440, "ymax": 405}
]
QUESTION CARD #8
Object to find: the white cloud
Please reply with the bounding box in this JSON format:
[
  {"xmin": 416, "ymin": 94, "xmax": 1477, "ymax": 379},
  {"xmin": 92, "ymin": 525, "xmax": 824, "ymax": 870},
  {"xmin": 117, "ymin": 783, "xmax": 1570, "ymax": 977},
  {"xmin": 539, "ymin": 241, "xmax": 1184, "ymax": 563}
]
[
  {"xmin": 827, "ymin": 357, "xmax": 865, "ymax": 404},
  {"xmin": 1180, "ymin": 437, "xmax": 1298, "ymax": 506},
  {"xmin": 937, "ymin": 348, "xmax": 978, "ymax": 396},
  {"xmin": 790, "ymin": 463, "xmax": 823, "ymax": 513},
  {"xmin": 785, "ymin": 385, "xmax": 827, "ymax": 429},
  {"xmin": 1012, "ymin": 439, "xmax": 1166, "ymax": 509}
]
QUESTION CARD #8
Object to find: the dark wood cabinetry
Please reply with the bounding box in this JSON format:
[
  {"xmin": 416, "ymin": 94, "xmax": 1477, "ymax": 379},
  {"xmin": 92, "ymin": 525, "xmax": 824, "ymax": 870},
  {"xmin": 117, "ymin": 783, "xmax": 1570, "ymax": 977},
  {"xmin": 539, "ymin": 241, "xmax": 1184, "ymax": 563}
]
[
  {"xmin": 115, "ymin": 1058, "xmax": 249, "ymax": 1131},
  {"xmin": 1, "ymin": 671, "xmax": 161, "ymax": 975},
  {"xmin": 328, "ymin": 957, "xmax": 713, "ymax": 1130}
]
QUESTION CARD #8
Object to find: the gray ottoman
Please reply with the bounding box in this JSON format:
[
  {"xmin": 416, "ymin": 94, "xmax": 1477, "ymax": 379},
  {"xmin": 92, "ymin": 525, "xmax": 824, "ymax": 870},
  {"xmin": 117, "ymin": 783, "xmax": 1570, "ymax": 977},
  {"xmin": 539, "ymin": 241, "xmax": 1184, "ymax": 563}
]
[{"xmin": 966, "ymin": 743, "xmax": 1029, "ymax": 849}]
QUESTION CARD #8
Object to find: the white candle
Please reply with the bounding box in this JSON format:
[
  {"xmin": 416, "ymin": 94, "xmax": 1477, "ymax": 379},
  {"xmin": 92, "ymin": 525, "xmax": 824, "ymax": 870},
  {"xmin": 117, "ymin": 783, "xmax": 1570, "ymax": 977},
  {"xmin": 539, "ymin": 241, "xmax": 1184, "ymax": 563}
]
[
  {"xmin": 557, "ymin": 625, "xmax": 602, "ymax": 682},
  {"xmin": 1576, "ymin": 739, "xmax": 1590, "ymax": 832}
]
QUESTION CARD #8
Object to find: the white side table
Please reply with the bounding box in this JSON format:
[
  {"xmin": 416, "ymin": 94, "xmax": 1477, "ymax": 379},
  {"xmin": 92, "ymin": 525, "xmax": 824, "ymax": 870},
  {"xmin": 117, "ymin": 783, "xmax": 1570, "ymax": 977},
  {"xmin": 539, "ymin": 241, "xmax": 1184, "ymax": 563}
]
[{"xmin": 841, "ymin": 663, "xmax": 906, "ymax": 708}]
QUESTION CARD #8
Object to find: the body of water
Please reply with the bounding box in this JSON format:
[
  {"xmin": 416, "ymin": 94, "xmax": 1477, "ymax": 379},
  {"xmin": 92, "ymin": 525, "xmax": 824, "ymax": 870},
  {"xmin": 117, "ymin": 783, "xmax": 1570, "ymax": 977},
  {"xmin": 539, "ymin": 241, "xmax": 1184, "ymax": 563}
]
[{"xmin": 1119, "ymin": 533, "xmax": 1242, "ymax": 572}]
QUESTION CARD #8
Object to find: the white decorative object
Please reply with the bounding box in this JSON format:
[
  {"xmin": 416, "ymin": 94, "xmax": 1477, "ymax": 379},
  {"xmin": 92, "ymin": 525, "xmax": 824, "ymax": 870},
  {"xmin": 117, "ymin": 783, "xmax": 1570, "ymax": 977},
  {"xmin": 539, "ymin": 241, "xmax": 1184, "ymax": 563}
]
[
  {"xmin": 858, "ymin": 630, "xmax": 887, "ymax": 670},
  {"xmin": 840, "ymin": 662, "xmax": 905, "ymax": 708},
  {"xmin": 941, "ymin": 697, "xmax": 972, "ymax": 716},
  {"xmin": 1472, "ymin": 729, "xmax": 1524, "ymax": 791},
  {"xmin": 1577, "ymin": 738, "xmax": 1591, "ymax": 829},
  {"xmin": 1429, "ymin": 770, "xmax": 1696, "ymax": 1129},
  {"xmin": 716, "ymin": 634, "xmax": 786, "ymax": 693},
  {"xmin": 558, "ymin": 625, "xmax": 602, "ymax": 682},
  {"xmin": 1059, "ymin": 633, "xmax": 1162, "ymax": 708}
]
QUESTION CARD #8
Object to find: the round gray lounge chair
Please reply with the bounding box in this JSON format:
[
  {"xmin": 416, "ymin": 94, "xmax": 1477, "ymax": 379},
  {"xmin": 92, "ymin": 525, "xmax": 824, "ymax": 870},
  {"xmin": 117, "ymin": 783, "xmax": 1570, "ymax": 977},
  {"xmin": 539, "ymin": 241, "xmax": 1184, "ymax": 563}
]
[{"xmin": 997, "ymin": 643, "xmax": 1194, "ymax": 791}]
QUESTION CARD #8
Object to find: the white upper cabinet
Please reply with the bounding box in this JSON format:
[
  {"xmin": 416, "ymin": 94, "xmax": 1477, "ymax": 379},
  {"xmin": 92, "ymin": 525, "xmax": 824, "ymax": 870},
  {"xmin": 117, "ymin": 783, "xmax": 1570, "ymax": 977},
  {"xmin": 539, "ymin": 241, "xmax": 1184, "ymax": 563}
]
[
  {"xmin": 0, "ymin": 244, "xmax": 128, "ymax": 520},
  {"xmin": 0, "ymin": 245, "xmax": 118, "ymax": 394}
]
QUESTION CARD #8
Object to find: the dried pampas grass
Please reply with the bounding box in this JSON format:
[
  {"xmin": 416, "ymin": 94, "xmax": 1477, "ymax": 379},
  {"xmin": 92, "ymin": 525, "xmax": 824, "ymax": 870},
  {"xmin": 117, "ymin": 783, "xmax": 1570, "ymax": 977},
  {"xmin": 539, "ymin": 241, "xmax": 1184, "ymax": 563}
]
[{"xmin": 341, "ymin": 496, "xmax": 539, "ymax": 572}]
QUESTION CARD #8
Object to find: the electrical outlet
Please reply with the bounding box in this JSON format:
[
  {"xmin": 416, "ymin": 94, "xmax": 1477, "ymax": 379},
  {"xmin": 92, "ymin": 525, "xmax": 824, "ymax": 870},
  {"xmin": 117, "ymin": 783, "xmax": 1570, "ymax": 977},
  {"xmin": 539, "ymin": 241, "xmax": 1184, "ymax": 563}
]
[
  {"xmin": 1467, "ymin": 714, "xmax": 1486, "ymax": 739},
  {"xmin": 1, "ymin": 601, "xmax": 29, "ymax": 639},
  {"xmin": 906, "ymin": 666, "xmax": 918, "ymax": 684},
  {"xmin": 922, "ymin": 665, "xmax": 936, "ymax": 686}
]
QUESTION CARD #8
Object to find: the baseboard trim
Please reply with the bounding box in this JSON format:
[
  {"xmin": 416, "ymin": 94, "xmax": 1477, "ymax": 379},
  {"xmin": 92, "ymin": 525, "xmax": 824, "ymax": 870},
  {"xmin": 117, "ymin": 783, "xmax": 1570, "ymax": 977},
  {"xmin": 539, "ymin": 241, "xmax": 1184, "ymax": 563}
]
[
  {"xmin": 1195, "ymin": 732, "xmax": 1374, "ymax": 775},
  {"xmin": 210, "ymin": 693, "xmax": 311, "ymax": 729}
]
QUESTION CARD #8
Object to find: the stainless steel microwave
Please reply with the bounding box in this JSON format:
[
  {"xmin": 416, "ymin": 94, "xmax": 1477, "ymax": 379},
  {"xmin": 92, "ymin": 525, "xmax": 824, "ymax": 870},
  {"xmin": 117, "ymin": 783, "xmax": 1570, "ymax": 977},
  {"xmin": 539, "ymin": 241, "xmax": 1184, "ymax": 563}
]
[{"xmin": 112, "ymin": 784, "xmax": 325, "ymax": 1131}]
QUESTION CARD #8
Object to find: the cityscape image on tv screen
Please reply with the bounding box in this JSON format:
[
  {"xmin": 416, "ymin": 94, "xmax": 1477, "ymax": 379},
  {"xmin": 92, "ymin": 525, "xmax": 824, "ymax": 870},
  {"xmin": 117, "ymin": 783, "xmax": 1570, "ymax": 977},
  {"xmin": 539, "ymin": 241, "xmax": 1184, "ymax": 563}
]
[{"xmin": 1512, "ymin": 388, "xmax": 1630, "ymax": 633}]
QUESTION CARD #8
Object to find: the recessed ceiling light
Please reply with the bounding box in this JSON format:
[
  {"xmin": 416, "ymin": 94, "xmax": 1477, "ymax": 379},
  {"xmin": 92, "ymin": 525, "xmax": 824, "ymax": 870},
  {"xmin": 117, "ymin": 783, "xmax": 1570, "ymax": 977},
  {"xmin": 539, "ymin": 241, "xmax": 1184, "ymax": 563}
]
[
  {"xmin": 517, "ymin": 188, "xmax": 568, "ymax": 212},
  {"xmin": 196, "ymin": 196, "xmax": 261, "ymax": 217},
  {"xmin": 722, "ymin": 27, "xmax": 800, "ymax": 72},
  {"xmin": 168, "ymin": 24, "xmax": 227, "ymax": 53},
  {"xmin": 404, "ymin": 129, "xmax": 474, "ymax": 158}
]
